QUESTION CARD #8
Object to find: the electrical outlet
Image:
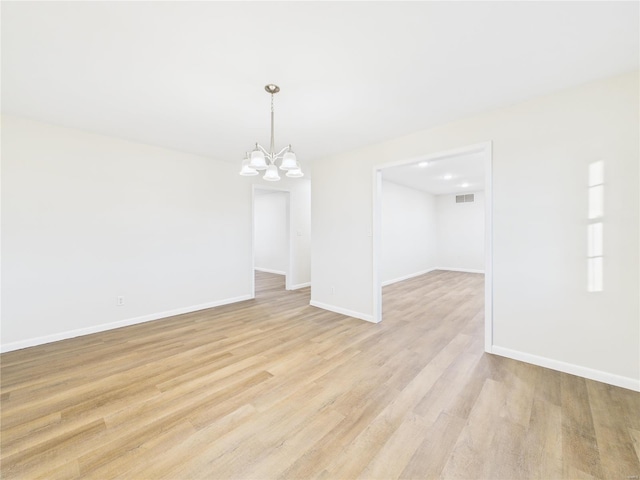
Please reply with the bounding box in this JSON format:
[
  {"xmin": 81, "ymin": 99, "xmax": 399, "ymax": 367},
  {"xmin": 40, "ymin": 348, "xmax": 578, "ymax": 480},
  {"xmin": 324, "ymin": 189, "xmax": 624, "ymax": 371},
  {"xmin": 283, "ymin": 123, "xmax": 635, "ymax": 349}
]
[
  {"xmin": 331, "ymin": 286, "xmax": 335, "ymax": 295},
  {"xmin": 117, "ymin": 296, "xmax": 125, "ymax": 306}
]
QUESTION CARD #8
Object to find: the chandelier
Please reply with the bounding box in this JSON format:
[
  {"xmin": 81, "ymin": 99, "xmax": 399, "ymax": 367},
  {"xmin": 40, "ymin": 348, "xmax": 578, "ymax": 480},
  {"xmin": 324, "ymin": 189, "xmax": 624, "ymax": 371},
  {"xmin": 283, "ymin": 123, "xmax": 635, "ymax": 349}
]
[{"xmin": 239, "ymin": 84, "xmax": 303, "ymax": 181}]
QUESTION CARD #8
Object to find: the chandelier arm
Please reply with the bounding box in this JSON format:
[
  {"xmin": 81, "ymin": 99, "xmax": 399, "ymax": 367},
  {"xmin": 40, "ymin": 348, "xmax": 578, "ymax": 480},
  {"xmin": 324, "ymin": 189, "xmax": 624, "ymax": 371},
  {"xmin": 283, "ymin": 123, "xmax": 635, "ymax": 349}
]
[
  {"xmin": 256, "ymin": 143, "xmax": 270, "ymax": 156},
  {"xmin": 273, "ymin": 145, "xmax": 291, "ymax": 159}
]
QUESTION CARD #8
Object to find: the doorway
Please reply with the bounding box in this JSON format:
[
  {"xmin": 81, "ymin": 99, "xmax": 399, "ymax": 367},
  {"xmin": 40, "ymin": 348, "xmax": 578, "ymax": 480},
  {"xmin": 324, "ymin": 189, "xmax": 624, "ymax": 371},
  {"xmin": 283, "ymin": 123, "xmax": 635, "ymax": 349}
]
[
  {"xmin": 372, "ymin": 142, "xmax": 493, "ymax": 352},
  {"xmin": 252, "ymin": 185, "xmax": 292, "ymax": 297}
]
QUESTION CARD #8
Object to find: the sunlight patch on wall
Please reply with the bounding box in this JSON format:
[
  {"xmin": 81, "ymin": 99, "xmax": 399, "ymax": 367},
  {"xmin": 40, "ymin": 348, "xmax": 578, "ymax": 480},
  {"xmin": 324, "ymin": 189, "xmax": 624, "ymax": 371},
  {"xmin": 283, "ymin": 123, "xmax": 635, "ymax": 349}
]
[{"xmin": 587, "ymin": 160, "xmax": 604, "ymax": 292}]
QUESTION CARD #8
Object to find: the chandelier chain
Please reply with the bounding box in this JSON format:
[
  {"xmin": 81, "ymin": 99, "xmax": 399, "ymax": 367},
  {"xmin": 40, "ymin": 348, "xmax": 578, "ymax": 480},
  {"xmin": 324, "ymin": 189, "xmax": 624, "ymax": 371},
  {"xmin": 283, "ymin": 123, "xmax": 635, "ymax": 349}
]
[{"xmin": 270, "ymin": 93, "xmax": 275, "ymax": 155}]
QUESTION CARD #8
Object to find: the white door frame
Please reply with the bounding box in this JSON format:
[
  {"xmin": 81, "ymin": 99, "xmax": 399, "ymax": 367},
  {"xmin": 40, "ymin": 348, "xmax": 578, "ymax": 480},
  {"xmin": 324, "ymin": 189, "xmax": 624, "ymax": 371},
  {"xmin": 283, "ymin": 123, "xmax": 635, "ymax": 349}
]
[
  {"xmin": 372, "ymin": 141, "xmax": 494, "ymax": 353},
  {"xmin": 251, "ymin": 184, "xmax": 293, "ymax": 297}
]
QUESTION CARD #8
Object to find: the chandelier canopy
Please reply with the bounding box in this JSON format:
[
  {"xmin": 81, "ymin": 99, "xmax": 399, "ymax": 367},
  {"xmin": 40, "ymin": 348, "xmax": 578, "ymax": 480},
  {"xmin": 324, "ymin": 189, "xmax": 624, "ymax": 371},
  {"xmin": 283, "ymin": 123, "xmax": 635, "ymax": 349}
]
[{"xmin": 240, "ymin": 84, "xmax": 303, "ymax": 181}]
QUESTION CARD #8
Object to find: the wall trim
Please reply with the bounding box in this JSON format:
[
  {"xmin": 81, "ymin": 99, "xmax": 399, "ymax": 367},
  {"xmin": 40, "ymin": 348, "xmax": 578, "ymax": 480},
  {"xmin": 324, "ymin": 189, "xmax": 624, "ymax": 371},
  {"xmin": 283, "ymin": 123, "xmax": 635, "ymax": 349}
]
[
  {"xmin": 0, "ymin": 294, "xmax": 254, "ymax": 354},
  {"xmin": 382, "ymin": 268, "xmax": 437, "ymax": 287},
  {"xmin": 437, "ymin": 267, "xmax": 485, "ymax": 274},
  {"xmin": 492, "ymin": 345, "xmax": 640, "ymax": 392},
  {"xmin": 309, "ymin": 300, "xmax": 376, "ymax": 323},
  {"xmin": 254, "ymin": 267, "xmax": 286, "ymax": 275},
  {"xmin": 289, "ymin": 282, "xmax": 311, "ymax": 290}
]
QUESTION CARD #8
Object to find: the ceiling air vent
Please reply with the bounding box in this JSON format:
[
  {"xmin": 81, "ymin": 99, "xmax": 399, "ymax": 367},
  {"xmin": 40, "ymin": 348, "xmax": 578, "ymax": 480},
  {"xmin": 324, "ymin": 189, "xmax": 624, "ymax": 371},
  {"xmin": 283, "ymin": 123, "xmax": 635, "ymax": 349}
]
[{"xmin": 456, "ymin": 194, "xmax": 475, "ymax": 203}]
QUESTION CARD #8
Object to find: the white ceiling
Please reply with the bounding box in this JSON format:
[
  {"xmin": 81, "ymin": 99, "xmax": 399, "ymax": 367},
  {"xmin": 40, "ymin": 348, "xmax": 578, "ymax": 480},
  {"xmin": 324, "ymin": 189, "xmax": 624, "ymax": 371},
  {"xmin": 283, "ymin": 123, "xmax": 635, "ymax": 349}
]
[
  {"xmin": 2, "ymin": 2, "xmax": 638, "ymax": 164},
  {"xmin": 382, "ymin": 152, "xmax": 485, "ymax": 195}
]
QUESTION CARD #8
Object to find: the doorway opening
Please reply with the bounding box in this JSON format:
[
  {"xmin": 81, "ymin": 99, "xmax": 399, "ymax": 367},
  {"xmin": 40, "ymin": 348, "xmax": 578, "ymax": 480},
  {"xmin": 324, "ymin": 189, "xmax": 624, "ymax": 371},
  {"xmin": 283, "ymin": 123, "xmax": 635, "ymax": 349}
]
[
  {"xmin": 372, "ymin": 142, "xmax": 493, "ymax": 352},
  {"xmin": 252, "ymin": 185, "xmax": 292, "ymax": 298}
]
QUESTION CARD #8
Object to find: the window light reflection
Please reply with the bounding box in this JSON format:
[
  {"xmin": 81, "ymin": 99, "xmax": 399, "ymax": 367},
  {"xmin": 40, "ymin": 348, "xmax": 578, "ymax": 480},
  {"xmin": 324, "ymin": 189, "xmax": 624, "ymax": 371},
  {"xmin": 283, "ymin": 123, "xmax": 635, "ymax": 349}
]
[{"xmin": 587, "ymin": 160, "xmax": 604, "ymax": 292}]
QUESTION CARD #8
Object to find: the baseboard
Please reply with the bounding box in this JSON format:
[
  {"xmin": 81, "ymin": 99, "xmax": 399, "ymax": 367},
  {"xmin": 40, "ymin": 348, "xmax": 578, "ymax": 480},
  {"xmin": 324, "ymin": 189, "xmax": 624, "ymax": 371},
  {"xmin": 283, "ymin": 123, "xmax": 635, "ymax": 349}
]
[
  {"xmin": 491, "ymin": 345, "xmax": 640, "ymax": 392},
  {"xmin": 0, "ymin": 294, "xmax": 254, "ymax": 354},
  {"xmin": 254, "ymin": 267, "xmax": 286, "ymax": 275},
  {"xmin": 289, "ymin": 282, "xmax": 311, "ymax": 290},
  {"xmin": 437, "ymin": 267, "xmax": 485, "ymax": 274},
  {"xmin": 309, "ymin": 300, "xmax": 376, "ymax": 323},
  {"xmin": 382, "ymin": 268, "xmax": 437, "ymax": 287}
]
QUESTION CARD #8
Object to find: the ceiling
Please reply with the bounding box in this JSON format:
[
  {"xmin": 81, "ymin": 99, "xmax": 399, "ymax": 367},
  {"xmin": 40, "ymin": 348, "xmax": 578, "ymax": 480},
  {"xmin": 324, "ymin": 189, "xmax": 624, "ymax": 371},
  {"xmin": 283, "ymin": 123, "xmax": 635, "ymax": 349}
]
[
  {"xmin": 382, "ymin": 152, "xmax": 484, "ymax": 195},
  {"xmin": 2, "ymin": 2, "xmax": 638, "ymax": 164}
]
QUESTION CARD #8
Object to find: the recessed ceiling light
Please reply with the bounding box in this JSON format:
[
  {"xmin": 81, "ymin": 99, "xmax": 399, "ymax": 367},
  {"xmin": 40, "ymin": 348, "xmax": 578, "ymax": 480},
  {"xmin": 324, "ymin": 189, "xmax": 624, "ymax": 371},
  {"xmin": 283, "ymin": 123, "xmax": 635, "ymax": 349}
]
[
  {"xmin": 418, "ymin": 161, "xmax": 429, "ymax": 168},
  {"xmin": 461, "ymin": 182, "xmax": 470, "ymax": 188},
  {"xmin": 443, "ymin": 174, "xmax": 453, "ymax": 180}
]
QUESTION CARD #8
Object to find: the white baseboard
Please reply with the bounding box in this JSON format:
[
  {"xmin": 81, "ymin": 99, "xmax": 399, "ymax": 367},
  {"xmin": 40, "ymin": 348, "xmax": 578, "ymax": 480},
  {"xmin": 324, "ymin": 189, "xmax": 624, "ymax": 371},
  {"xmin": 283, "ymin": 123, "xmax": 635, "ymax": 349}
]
[
  {"xmin": 437, "ymin": 267, "xmax": 485, "ymax": 274},
  {"xmin": 309, "ymin": 300, "xmax": 376, "ymax": 323},
  {"xmin": 491, "ymin": 345, "xmax": 640, "ymax": 392},
  {"xmin": 0, "ymin": 294, "xmax": 254, "ymax": 354},
  {"xmin": 254, "ymin": 267, "xmax": 286, "ymax": 275},
  {"xmin": 382, "ymin": 268, "xmax": 437, "ymax": 287},
  {"xmin": 289, "ymin": 282, "xmax": 311, "ymax": 290}
]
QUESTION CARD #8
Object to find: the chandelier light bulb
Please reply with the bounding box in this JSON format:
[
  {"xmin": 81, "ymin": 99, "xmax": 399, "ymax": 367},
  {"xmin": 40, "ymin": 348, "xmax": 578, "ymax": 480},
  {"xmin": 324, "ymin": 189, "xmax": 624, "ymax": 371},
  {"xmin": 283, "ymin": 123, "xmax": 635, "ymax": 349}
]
[
  {"xmin": 286, "ymin": 167, "xmax": 304, "ymax": 178},
  {"xmin": 239, "ymin": 158, "xmax": 258, "ymax": 176},
  {"xmin": 263, "ymin": 164, "xmax": 281, "ymax": 182},
  {"xmin": 249, "ymin": 146, "xmax": 268, "ymax": 170},
  {"xmin": 280, "ymin": 148, "xmax": 298, "ymax": 171}
]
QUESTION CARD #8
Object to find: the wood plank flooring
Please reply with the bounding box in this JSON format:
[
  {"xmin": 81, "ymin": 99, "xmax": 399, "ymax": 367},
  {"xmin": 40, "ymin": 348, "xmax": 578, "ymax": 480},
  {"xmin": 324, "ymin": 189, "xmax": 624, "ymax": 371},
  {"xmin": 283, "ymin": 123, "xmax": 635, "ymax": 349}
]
[{"xmin": 1, "ymin": 270, "xmax": 639, "ymax": 479}]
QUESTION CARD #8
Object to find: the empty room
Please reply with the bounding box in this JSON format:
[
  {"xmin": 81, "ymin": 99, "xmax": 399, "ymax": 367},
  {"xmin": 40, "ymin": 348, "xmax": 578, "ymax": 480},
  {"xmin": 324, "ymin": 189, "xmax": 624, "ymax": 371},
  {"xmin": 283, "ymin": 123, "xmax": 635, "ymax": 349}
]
[
  {"xmin": 378, "ymin": 150, "xmax": 488, "ymax": 327},
  {"xmin": 1, "ymin": 2, "xmax": 639, "ymax": 479}
]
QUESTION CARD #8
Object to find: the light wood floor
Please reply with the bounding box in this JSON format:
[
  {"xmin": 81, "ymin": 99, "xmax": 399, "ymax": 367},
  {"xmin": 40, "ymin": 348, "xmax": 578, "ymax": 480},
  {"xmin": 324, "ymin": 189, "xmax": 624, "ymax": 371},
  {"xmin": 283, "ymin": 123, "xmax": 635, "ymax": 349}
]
[{"xmin": 1, "ymin": 270, "xmax": 639, "ymax": 479}]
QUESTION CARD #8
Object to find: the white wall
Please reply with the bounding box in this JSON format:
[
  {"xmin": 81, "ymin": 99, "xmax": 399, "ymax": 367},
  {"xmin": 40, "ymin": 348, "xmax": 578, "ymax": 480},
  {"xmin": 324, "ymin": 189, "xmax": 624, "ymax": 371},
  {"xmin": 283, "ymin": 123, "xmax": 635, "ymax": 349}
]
[
  {"xmin": 254, "ymin": 191, "xmax": 288, "ymax": 275},
  {"xmin": 1, "ymin": 115, "xmax": 311, "ymax": 351},
  {"xmin": 435, "ymin": 191, "xmax": 484, "ymax": 272},
  {"xmin": 381, "ymin": 181, "xmax": 436, "ymax": 285},
  {"xmin": 311, "ymin": 71, "xmax": 639, "ymax": 390}
]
